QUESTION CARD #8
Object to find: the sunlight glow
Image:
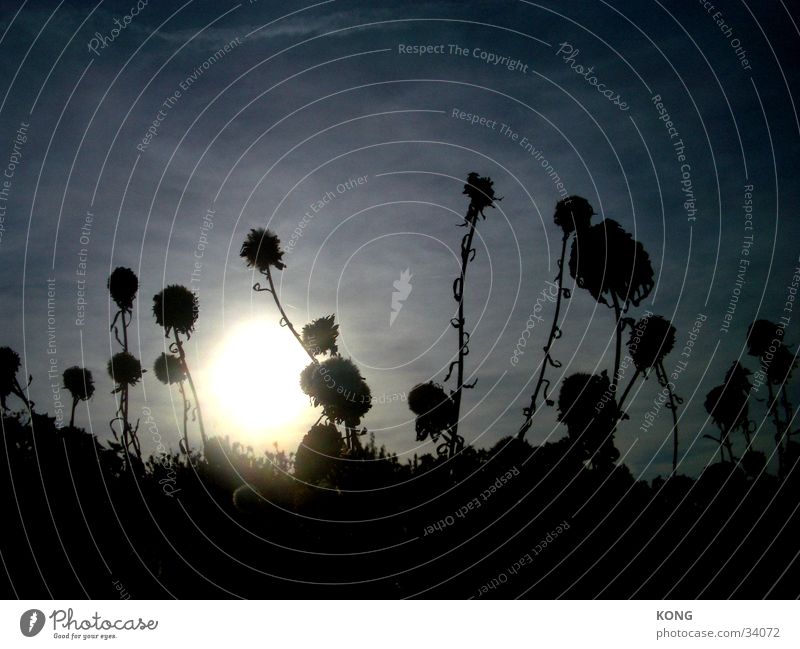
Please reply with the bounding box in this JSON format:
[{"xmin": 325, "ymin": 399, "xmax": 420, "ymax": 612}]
[{"xmin": 209, "ymin": 318, "xmax": 312, "ymax": 445}]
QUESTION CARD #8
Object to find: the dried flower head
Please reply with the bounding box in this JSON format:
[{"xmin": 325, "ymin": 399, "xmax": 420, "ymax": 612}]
[
  {"xmin": 153, "ymin": 353, "xmax": 186, "ymax": 385},
  {"xmin": 240, "ymin": 228, "xmax": 286, "ymax": 272},
  {"xmin": 408, "ymin": 381, "xmax": 456, "ymax": 442},
  {"xmin": 107, "ymin": 352, "xmax": 144, "ymax": 387},
  {"xmin": 463, "ymin": 172, "xmax": 498, "ymax": 218},
  {"xmin": 746, "ymin": 320, "xmax": 783, "ymax": 358},
  {"xmin": 554, "ymin": 195, "xmax": 595, "ymax": 235},
  {"xmin": 302, "ymin": 315, "xmax": 339, "ymax": 356},
  {"xmin": 300, "ymin": 357, "xmax": 371, "ymax": 426},
  {"xmin": 62, "ymin": 366, "xmax": 95, "ymax": 402},
  {"xmin": 627, "ymin": 315, "xmax": 676, "ymax": 372},
  {"xmin": 153, "ymin": 285, "xmax": 199, "ymax": 337},
  {"xmin": 569, "ymin": 219, "xmax": 654, "ymax": 309},
  {"xmin": 107, "ymin": 267, "xmax": 139, "ymax": 311}
]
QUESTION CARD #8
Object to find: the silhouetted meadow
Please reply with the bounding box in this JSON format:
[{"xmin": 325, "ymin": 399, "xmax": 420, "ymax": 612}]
[{"xmin": 1, "ymin": 174, "xmax": 798, "ymax": 599}]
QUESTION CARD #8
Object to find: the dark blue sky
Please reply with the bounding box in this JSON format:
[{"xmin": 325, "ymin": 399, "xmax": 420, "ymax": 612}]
[{"xmin": 0, "ymin": 0, "xmax": 798, "ymax": 478}]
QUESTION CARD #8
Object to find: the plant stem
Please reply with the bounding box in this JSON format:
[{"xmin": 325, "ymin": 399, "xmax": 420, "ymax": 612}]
[
  {"xmin": 450, "ymin": 205, "xmax": 479, "ymax": 449},
  {"xmin": 615, "ymin": 368, "xmax": 641, "ymax": 417},
  {"xmin": 264, "ymin": 268, "xmax": 317, "ymax": 363},
  {"xmin": 70, "ymin": 397, "xmax": 77, "ymax": 429},
  {"xmin": 656, "ymin": 362, "xmax": 680, "ymax": 473},
  {"xmin": 518, "ymin": 233, "xmax": 569, "ymax": 440},
  {"xmin": 179, "ymin": 380, "xmax": 189, "ymax": 456},
  {"xmin": 174, "ymin": 330, "xmax": 207, "ymax": 449}
]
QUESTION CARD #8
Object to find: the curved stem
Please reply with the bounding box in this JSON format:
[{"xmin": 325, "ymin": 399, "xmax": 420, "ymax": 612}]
[
  {"xmin": 178, "ymin": 380, "xmax": 189, "ymax": 456},
  {"xmin": 450, "ymin": 206, "xmax": 479, "ymax": 447},
  {"xmin": 264, "ymin": 267, "xmax": 317, "ymax": 364},
  {"xmin": 174, "ymin": 330, "xmax": 207, "ymax": 449},
  {"xmin": 518, "ymin": 232, "xmax": 569, "ymax": 440}
]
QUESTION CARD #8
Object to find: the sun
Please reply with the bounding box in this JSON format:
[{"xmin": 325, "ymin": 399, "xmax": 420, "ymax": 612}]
[{"xmin": 208, "ymin": 318, "xmax": 313, "ymax": 446}]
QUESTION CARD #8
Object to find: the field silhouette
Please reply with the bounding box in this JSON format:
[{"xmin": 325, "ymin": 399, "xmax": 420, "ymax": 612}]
[{"xmin": 1, "ymin": 174, "xmax": 798, "ymax": 599}]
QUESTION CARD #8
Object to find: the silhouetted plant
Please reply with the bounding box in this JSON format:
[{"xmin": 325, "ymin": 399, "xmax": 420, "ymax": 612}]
[
  {"xmin": 294, "ymin": 422, "xmax": 343, "ymax": 484},
  {"xmin": 619, "ymin": 314, "xmax": 683, "ymax": 472},
  {"xmin": 557, "ymin": 372, "xmax": 619, "ymax": 470},
  {"xmin": 107, "ymin": 352, "xmax": 143, "ymax": 387},
  {"xmin": 408, "ymin": 381, "xmax": 460, "ymax": 457},
  {"xmin": 241, "ymin": 228, "xmax": 315, "ymax": 362},
  {"xmin": 704, "ymin": 362, "xmax": 753, "ymax": 463},
  {"xmin": 62, "ymin": 366, "xmax": 94, "ymax": 428},
  {"xmin": 107, "ymin": 351, "xmax": 144, "ymax": 460},
  {"xmin": 153, "ymin": 285, "xmax": 206, "ymax": 449},
  {"xmin": 154, "ymin": 352, "xmax": 191, "ymax": 455},
  {"xmin": 240, "ymin": 226, "xmax": 286, "ymax": 272},
  {"xmin": 444, "ymin": 173, "xmax": 499, "ymax": 448},
  {"xmin": 746, "ymin": 319, "xmax": 783, "ymax": 358},
  {"xmin": 746, "ymin": 320, "xmax": 792, "ymax": 476},
  {"xmin": 0, "ymin": 346, "xmax": 33, "ymax": 415},
  {"xmin": 300, "ymin": 356, "xmax": 371, "ymax": 450},
  {"xmin": 108, "ymin": 266, "xmax": 139, "ymax": 312},
  {"xmin": 108, "ymin": 267, "xmax": 141, "ymax": 468},
  {"xmin": 302, "ymin": 315, "xmax": 339, "ymax": 357},
  {"xmin": 519, "ymin": 196, "xmax": 594, "ymax": 439},
  {"xmin": 569, "ymin": 218, "xmax": 654, "ymax": 390}
]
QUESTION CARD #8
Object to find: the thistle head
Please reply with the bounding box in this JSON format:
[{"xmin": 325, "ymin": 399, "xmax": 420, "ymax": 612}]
[
  {"xmin": 627, "ymin": 315, "xmax": 676, "ymax": 372},
  {"xmin": 302, "ymin": 315, "xmax": 339, "ymax": 356},
  {"xmin": 554, "ymin": 195, "xmax": 595, "ymax": 235},
  {"xmin": 300, "ymin": 357, "xmax": 371, "ymax": 426},
  {"xmin": 408, "ymin": 381, "xmax": 456, "ymax": 442},
  {"xmin": 107, "ymin": 267, "xmax": 139, "ymax": 311},
  {"xmin": 107, "ymin": 352, "xmax": 144, "ymax": 387},
  {"xmin": 153, "ymin": 285, "xmax": 198, "ymax": 337},
  {"xmin": 153, "ymin": 353, "xmax": 185, "ymax": 385},
  {"xmin": 557, "ymin": 372, "xmax": 619, "ymax": 468},
  {"xmin": 62, "ymin": 366, "xmax": 95, "ymax": 402},
  {"xmin": 240, "ymin": 228, "xmax": 286, "ymax": 272},
  {"xmin": 294, "ymin": 421, "xmax": 343, "ymax": 483},
  {"xmin": 746, "ymin": 320, "xmax": 783, "ymax": 358},
  {"xmin": 463, "ymin": 172, "xmax": 498, "ymax": 218},
  {"xmin": 569, "ymin": 219, "xmax": 654, "ymax": 310}
]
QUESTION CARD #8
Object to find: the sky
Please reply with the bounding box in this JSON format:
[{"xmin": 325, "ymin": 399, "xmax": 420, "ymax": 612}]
[{"xmin": 0, "ymin": 0, "xmax": 798, "ymax": 480}]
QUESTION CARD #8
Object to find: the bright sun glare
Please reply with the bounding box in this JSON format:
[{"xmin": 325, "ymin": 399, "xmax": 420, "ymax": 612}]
[{"xmin": 209, "ymin": 318, "xmax": 312, "ymax": 446}]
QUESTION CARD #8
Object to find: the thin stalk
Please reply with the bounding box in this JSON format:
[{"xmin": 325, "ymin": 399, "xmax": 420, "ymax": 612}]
[
  {"xmin": 450, "ymin": 205, "xmax": 479, "ymax": 449},
  {"xmin": 518, "ymin": 232, "xmax": 569, "ymax": 440},
  {"xmin": 263, "ymin": 268, "xmax": 317, "ymax": 364},
  {"xmin": 70, "ymin": 398, "xmax": 78, "ymax": 429},
  {"xmin": 174, "ymin": 330, "xmax": 207, "ymax": 449},
  {"xmin": 656, "ymin": 362, "xmax": 681, "ymax": 473},
  {"xmin": 178, "ymin": 380, "xmax": 189, "ymax": 456},
  {"xmin": 615, "ymin": 367, "xmax": 641, "ymax": 416}
]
